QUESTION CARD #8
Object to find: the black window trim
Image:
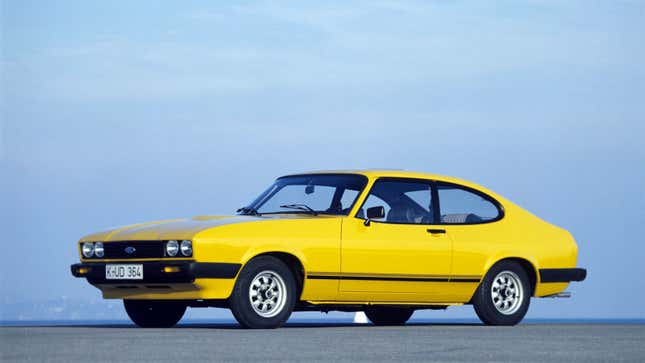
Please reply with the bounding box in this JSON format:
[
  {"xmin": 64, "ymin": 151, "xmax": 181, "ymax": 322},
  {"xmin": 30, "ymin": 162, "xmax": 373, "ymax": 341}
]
[
  {"xmin": 434, "ymin": 180, "xmax": 505, "ymax": 225},
  {"xmin": 354, "ymin": 177, "xmax": 505, "ymax": 226}
]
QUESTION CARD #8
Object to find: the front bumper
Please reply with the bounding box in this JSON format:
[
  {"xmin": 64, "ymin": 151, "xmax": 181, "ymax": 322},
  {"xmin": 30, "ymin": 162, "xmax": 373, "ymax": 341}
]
[{"xmin": 70, "ymin": 261, "xmax": 241, "ymax": 284}]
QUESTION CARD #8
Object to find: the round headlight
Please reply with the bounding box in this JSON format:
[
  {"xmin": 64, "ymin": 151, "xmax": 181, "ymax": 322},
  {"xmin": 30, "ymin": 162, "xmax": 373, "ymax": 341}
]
[
  {"xmin": 180, "ymin": 240, "xmax": 192, "ymax": 257},
  {"xmin": 166, "ymin": 240, "xmax": 179, "ymax": 257},
  {"xmin": 82, "ymin": 242, "xmax": 94, "ymax": 258},
  {"xmin": 94, "ymin": 242, "xmax": 104, "ymax": 258}
]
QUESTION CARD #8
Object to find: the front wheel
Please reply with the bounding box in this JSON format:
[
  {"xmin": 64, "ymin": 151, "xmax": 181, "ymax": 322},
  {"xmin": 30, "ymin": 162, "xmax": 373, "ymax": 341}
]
[
  {"xmin": 229, "ymin": 256, "xmax": 297, "ymax": 329},
  {"xmin": 123, "ymin": 300, "xmax": 186, "ymax": 328},
  {"xmin": 364, "ymin": 306, "xmax": 414, "ymax": 326},
  {"xmin": 472, "ymin": 261, "xmax": 531, "ymax": 326}
]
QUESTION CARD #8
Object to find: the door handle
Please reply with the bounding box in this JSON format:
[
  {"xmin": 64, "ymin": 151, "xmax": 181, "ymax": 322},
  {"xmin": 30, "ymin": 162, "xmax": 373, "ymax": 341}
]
[{"xmin": 427, "ymin": 229, "xmax": 446, "ymax": 234}]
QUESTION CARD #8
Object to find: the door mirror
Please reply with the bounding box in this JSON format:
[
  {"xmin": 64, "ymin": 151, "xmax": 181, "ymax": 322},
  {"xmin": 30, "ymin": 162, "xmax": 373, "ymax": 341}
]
[
  {"xmin": 366, "ymin": 206, "xmax": 385, "ymax": 219},
  {"xmin": 364, "ymin": 206, "xmax": 385, "ymax": 226}
]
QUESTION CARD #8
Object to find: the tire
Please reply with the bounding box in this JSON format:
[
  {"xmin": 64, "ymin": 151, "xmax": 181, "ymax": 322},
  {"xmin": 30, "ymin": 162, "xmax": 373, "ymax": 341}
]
[
  {"xmin": 229, "ymin": 256, "xmax": 297, "ymax": 329},
  {"xmin": 472, "ymin": 260, "xmax": 531, "ymax": 326},
  {"xmin": 364, "ymin": 306, "xmax": 414, "ymax": 326},
  {"xmin": 123, "ymin": 300, "xmax": 186, "ymax": 328}
]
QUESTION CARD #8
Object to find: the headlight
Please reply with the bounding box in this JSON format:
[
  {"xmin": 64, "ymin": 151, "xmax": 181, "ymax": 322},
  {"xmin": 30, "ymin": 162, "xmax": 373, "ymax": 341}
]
[
  {"xmin": 94, "ymin": 242, "xmax": 104, "ymax": 258},
  {"xmin": 82, "ymin": 242, "xmax": 94, "ymax": 258},
  {"xmin": 166, "ymin": 240, "xmax": 179, "ymax": 257},
  {"xmin": 180, "ymin": 240, "xmax": 192, "ymax": 257}
]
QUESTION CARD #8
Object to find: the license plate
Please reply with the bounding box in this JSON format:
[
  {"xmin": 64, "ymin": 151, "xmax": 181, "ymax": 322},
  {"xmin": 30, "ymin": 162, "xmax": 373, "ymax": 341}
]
[{"xmin": 106, "ymin": 264, "xmax": 143, "ymax": 280}]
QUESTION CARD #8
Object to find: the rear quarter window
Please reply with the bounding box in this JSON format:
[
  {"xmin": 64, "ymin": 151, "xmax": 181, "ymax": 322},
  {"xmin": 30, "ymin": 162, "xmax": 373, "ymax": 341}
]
[{"xmin": 437, "ymin": 183, "xmax": 502, "ymax": 224}]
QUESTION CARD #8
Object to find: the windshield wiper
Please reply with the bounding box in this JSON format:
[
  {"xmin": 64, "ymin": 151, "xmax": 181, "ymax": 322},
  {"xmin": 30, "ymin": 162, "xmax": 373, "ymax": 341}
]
[
  {"xmin": 237, "ymin": 206, "xmax": 259, "ymax": 215},
  {"xmin": 279, "ymin": 204, "xmax": 318, "ymax": 216}
]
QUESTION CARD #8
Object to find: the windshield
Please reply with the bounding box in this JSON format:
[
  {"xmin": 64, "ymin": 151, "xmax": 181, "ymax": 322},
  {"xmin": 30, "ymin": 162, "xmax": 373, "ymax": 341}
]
[{"xmin": 241, "ymin": 174, "xmax": 368, "ymax": 216}]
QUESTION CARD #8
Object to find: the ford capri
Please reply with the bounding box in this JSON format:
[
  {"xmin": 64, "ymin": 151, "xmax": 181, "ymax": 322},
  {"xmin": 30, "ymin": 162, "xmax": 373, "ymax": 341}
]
[{"xmin": 71, "ymin": 170, "xmax": 586, "ymax": 328}]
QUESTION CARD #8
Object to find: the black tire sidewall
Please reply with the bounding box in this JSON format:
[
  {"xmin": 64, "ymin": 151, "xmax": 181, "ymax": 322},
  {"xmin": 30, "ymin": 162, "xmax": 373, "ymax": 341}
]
[
  {"xmin": 473, "ymin": 261, "xmax": 531, "ymax": 326},
  {"xmin": 364, "ymin": 306, "xmax": 414, "ymax": 326},
  {"xmin": 123, "ymin": 300, "xmax": 186, "ymax": 328},
  {"xmin": 229, "ymin": 256, "xmax": 297, "ymax": 329}
]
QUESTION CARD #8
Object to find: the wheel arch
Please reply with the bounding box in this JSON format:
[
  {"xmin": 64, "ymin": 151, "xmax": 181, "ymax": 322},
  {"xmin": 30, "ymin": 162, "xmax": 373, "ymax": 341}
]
[
  {"xmin": 482, "ymin": 256, "xmax": 539, "ymax": 296},
  {"xmin": 241, "ymin": 251, "xmax": 306, "ymax": 300}
]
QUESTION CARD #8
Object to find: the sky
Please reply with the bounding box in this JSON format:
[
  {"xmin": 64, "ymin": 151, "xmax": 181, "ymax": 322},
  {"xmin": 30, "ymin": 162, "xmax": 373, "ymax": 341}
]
[{"xmin": 1, "ymin": 1, "xmax": 644, "ymax": 321}]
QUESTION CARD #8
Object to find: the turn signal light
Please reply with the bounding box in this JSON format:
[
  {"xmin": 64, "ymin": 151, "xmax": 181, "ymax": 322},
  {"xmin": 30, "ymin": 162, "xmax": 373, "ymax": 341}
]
[
  {"xmin": 78, "ymin": 267, "xmax": 91, "ymax": 275},
  {"xmin": 163, "ymin": 266, "xmax": 181, "ymax": 273}
]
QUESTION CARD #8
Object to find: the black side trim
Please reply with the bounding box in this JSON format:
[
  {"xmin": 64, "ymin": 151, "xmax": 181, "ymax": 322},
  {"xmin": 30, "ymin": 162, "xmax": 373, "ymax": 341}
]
[
  {"xmin": 307, "ymin": 275, "xmax": 342, "ymax": 280},
  {"xmin": 311, "ymin": 275, "xmax": 448, "ymax": 282},
  {"xmin": 449, "ymin": 277, "xmax": 482, "ymax": 283},
  {"xmin": 71, "ymin": 262, "xmax": 241, "ymax": 284},
  {"xmin": 539, "ymin": 268, "xmax": 587, "ymax": 283},
  {"xmin": 307, "ymin": 274, "xmax": 480, "ymax": 283}
]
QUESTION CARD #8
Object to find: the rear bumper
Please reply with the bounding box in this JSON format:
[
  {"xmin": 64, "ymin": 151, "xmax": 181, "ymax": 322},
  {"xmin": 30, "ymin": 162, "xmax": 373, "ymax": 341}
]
[
  {"xmin": 70, "ymin": 261, "xmax": 241, "ymax": 284},
  {"xmin": 539, "ymin": 268, "xmax": 587, "ymax": 283}
]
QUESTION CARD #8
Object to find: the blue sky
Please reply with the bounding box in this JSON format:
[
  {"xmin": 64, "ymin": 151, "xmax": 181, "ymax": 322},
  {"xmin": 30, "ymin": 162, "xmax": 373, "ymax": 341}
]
[{"xmin": 1, "ymin": 1, "xmax": 644, "ymax": 320}]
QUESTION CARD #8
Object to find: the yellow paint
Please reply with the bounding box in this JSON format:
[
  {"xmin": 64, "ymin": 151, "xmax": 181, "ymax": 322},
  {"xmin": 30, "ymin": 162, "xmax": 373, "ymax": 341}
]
[{"xmin": 76, "ymin": 170, "xmax": 581, "ymax": 305}]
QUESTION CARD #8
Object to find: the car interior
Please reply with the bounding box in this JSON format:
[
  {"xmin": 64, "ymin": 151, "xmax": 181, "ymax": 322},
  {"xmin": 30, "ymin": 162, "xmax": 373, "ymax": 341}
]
[
  {"xmin": 357, "ymin": 181, "xmax": 434, "ymax": 224},
  {"xmin": 358, "ymin": 181, "xmax": 487, "ymax": 225}
]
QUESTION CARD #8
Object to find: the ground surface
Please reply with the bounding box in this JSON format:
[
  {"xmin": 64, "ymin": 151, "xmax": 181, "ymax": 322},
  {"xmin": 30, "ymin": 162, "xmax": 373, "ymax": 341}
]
[{"xmin": 1, "ymin": 322, "xmax": 644, "ymax": 362}]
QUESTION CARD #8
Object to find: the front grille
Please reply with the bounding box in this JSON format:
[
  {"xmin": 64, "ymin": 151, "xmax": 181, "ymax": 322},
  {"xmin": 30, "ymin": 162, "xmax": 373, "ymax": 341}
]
[{"xmin": 102, "ymin": 241, "xmax": 165, "ymax": 259}]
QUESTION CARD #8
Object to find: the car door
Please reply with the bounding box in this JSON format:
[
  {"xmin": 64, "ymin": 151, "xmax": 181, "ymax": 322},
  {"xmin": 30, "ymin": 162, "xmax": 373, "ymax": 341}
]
[
  {"xmin": 434, "ymin": 181, "xmax": 506, "ymax": 301},
  {"xmin": 339, "ymin": 178, "xmax": 453, "ymax": 301}
]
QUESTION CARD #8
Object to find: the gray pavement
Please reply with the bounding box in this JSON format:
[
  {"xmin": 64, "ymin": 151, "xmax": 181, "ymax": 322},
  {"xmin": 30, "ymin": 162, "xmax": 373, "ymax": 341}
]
[{"xmin": 1, "ymin": 323, "xmax": 644, "ymax": 362}]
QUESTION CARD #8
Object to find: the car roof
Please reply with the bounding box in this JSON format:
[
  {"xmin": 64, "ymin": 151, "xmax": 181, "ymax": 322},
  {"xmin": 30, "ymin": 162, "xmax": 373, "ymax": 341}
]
[
  {"xmin": 278, "ymin": 169, "xmax": 510, "ymax": 209},
  {"xmin": 278, "ymin": 170, "xmax": 518, "ymax": 215},
  {"xmin": 281, "ymin": 169, "xmax": 508, "ymax": 204},
  {"xmin": 280, "ymin": 169, "xmax": 473, "ymax": 186}
]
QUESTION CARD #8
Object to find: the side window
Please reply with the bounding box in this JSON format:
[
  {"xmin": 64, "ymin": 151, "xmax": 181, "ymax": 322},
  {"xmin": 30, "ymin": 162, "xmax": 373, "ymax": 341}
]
[
  {"xmin": 358, "ymin": 179, "xmax": 434, "ymax": 224},
  {"xmin": 437, "ymin": 183, "xmax": 501, "ymax": 224},
  {"xmin": 404, "ymin": 190, "xmax": 432, "ymax": 212}
]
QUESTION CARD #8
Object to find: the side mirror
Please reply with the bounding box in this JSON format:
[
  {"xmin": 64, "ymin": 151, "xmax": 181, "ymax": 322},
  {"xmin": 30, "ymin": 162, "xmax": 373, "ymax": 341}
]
[{"xmin": 364, "ymin": 206, "xmax": 385, "ymax": 226}]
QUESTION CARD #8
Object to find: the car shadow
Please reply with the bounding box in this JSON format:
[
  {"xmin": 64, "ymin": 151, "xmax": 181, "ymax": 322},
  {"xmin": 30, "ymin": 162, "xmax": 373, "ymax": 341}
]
[
  {"xmin": 182, "ymin": 321, "xmax": 483, "ymax": 329},
  {"xmin": 21, "ymin": 321, "xmax": 483, "ymax": 329}
]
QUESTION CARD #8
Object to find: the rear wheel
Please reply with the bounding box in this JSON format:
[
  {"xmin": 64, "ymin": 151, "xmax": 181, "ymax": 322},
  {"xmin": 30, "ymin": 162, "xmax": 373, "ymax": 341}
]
[
  {"xmin": 229, "ymin": 256, "xmax": 297, "ymax": 329},
  {"xmin": 364, "ymin": 306, "xmax": 414, "ymax": 326},
  {"xmin": 472, "ymin": 261, "xmax": 531, "ymax": 325},
  {"xmin": 123, "ymin": 300, "xmax": 186, "ymax": 328}
]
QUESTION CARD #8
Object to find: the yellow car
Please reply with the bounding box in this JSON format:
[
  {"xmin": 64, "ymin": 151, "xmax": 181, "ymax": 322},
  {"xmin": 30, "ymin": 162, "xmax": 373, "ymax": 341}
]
[{"xmin": 71, "ymin": 170, "xmax": 586, "ymax": 328}]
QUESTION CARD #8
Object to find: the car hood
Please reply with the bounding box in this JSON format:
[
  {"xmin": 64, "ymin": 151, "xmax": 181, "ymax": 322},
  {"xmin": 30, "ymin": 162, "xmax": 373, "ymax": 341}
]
[
  {"xmin": 80, "ymin": 214, "xmax": 340, "ymax": 242},
  {"xmin": 80, "ymin": 215, "xmax": 265, "ymax": 242}
]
